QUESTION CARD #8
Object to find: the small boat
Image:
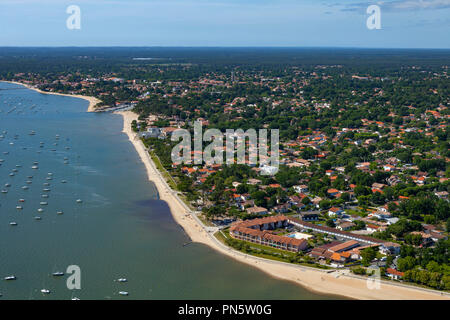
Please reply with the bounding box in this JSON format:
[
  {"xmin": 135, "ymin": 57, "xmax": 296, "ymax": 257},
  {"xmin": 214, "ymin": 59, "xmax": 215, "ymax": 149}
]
[
  {"xmin": 22, "ymin": 186, "xmax": 29, "ymax": 190},
  {"xmin": 118, "ymin": 291, "xmax": 129, "ymax": 296},
  {"xmin": 4, "ymin": 183, "xmax": 10, "ymax": 187},
  {"xmin": 52, "ymin": 272, "xmax": 64, "ymax": 277},
  {"xmin": 1, "ymin": 190, "xmax": 8, "ymax": 194},
  {"xmin": 34, "ymin": 216, "xmax": 42, "ymax": 220},
  {"xmin": 26, "ymin": 181, "xmax": 32, "ymax": 184},
  {"xmin": 29, "ymin": 131, "xmax": 36, "ymax": 135},
  {"xmin": 40, "ymin": 289, "xmax": 50, "ymax": 294},
  {"xmin": 9, "ymin": 173, "xmax": 15, "ymax": 176},
  {"xmin": 43, "ymin": 189, "xmax": 51, "ymax": 192},
  {"xmin": 71, "ymin": 297, "xmax": 80, "ymax": 300},
  {"xmin": 40, "ymin": 202, "xmax": 48, "ymax": 205},
  {"xmin": 117, "ymin": 278, "xmax": 127, "ymax": 283},
  {"xmin": 4, "ymin": 276, "xmax": 16, "ymax": 281},
  {"xmin": 37, "ymin": 208, "xmax": 44, "ymax": 213},
  {"xmin": 56, "ymin": 211, "xmax": 63, "ymax": 215},
  {"xmin": 9, "ymin": 222, "xmax": 17, "ymax": 226},
  {"xmin": 27, "ymin": 176, "xmax": 33, "ymax": 179},
  {"xmin": 46, "ymin": 177, "xmax": 52, "ymax": 181},
  {"xmin": 42, "ymin": 194, "xmax": 49, "ymax": 198},
  {"xmin": 61, "ymin": 180, "xmax": 67, "ymax": 183},
  {"xmin": 48, "ymin": 173, "xmax": 53, "ymax": 176},
  {"xmin": 76, "ymin": 199, "xmax": 82, "ymax": 203},
  {"xmin": 31, "ymin": 166, "xmax": 38, "ymax": 170},
  {"xmin": 12, "ymin": 169, "xmax": 18, "ymax": 172},
  {"xmin": 16, "ymin": 206, "xmax": 23, "ymax": 210},
  {"xmin": 19, "ymin": 199, "xmax": 25, "ymax": 202},
  {"xmin": 43, "ymin": 183, "xmax": 50, "ymax": 186}
]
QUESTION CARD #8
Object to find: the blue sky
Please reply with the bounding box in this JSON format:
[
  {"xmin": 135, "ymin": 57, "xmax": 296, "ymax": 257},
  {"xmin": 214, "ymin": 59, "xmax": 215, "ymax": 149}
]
[{"xmin": 0, "ymin": 0, "xmax": 449, "ymax": 48}]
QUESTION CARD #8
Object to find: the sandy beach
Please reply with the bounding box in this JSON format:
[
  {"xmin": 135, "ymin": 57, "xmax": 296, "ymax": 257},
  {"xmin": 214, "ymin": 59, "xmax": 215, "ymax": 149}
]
[
  {"xmin": 116, "ymin": 109, "xmax": 449, "ymax": 300},
  {"xmin": 2, "ymin": 81, "xmax": 101, "ymax": 112}
]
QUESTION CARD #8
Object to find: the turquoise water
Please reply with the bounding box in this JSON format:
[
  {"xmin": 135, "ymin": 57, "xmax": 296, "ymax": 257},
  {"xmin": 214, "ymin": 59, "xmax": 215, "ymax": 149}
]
[{"xmin": 0, "ymin": 82, "xmax": 337, "ymax": 300}]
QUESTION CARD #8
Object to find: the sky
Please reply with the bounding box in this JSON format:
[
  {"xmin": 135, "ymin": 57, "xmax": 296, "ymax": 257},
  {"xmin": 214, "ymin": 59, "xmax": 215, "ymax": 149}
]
[{"xmin": 0, "ymin": 0, "xmax": 449, "ymax": 48}]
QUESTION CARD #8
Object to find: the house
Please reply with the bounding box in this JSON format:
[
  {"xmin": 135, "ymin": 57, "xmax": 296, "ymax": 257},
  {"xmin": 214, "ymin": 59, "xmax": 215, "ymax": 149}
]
[
  {"xmin": 139, "ymin": 127, "xmax": 161, "ymax": 138},
  {"xmin": 370, "ymin": 210, "xmax": 392, "ymax": 220},
  {"xmin": 380, "ymin": 242, "xmax": 401, "ymax": 255},
  {"xmin": 293, "ymin": 185, "xmax": 309, "ymax": 193},
  {"xmin": 272, "ymin": 204, "xmax": 290, "ymax": 214},
  {"xmin": 327, "ymin": 188, "xmax": 340, "ymax": 198},
  {"xmin": 246, "ymin": 206, "xmax": 268, "ymax": 215},
  {"xmin": 328, "ymin": 207, "xmax": 344, "ymax": 217},
  {"xmin": 300, "ymin": 213, "xmax": 319, "ymax": 222},
  {"xmin": 386, "ymin": 268, "xmax": 404, "ymax": 280},
  {"xmin": 247, "ymin": 178, "xmax": 262, "ymax": 185},
  {"xmin": 337, "ymin": 221, "xmax": 355, "ymax": 231},
  {"xmin": 434, "ymin": 191, "xmax": 448, "ymax": 199},
  {"xmin": 328, "ymin": 240, "xmax": 360, "ymax": 253},
  {"xmin": 330, "ymin": 251, "xmax": 352, "ymax": 266}
]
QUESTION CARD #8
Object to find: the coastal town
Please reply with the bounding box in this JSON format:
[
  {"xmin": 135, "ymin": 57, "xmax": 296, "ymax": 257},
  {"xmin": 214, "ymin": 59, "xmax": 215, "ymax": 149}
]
[{"xmin": 2, "ymin": 50, "xmax": 449, "ymax": 295}]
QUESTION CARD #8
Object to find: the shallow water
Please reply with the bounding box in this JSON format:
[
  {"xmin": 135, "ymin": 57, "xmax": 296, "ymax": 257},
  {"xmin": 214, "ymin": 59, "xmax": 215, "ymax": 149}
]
[{"xmin": 0, "ymin": 82, "xmax": 338, "ymax": 300}]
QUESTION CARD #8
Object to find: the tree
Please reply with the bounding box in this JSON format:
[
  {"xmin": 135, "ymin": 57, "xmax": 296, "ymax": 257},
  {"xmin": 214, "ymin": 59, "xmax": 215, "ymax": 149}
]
[
  {"xmin": 361, "ymin": 247, "xmax": 377, "ymax": 266},
  {"xmin": 397, "ymin": 256, "xmax": 416, "ymax": 272}
]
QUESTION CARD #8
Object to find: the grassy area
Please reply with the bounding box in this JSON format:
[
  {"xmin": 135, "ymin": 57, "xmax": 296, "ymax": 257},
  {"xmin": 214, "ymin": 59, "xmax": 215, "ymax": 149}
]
[
  {"xmin": 215, "ymin": 229, "xmax": 330, "ymax": 269},
  {"xmin": 148, "ymin": 149, "xmax": 178, "ymax": 190}
]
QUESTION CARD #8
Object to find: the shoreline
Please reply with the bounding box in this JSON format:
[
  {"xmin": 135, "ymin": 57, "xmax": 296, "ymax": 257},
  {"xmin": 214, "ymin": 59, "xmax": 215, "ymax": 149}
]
[
  {"xmin": 116, "ymin": 110, "xmax": 449, "ymax": 300},
  {"xmin": 1, "ymin": 81, "xmax": 101, "ymax": 112}
]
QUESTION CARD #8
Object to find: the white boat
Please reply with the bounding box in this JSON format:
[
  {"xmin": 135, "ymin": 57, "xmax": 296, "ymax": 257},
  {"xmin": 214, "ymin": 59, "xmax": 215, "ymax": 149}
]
[
  {"xmin": 118, "ymin": 291, "xmax": 129, "ymax": 296},
  {"xmin": 61, "ymin": 180, "xmax": 67, "ymax": 183},
  {"xmin": 19, "ymin": 199, "xmax": 25, "ymax": 202},
  {"xmin": 9, "ymin": 222, "xmax": 17, "ymax": 226},
  {"xmin": 71, "ymin": 297, "xmax": 80, "ymax": 300},
  {"xmin": 40, "ymin": 202, "xmax": 48, "ymax": 205},
  {"xmin": 76, "ymin": 199, "xmax": 82, "ymax": 203},
  {"xmin": 117, "ymin": 278, "xmax": 127, "ymax": 282},
  {"xmin": 37, "ymin": 208, "xmax": 44, "ymax": 213},
  {"xmin": 22, "ymin": 186, "xmax": 29, "ymax": 190},
  {"xmin": 43, "ymin": 189, "xmax": 51, "ymax": 192},
  {"xmin": 42, "ymin": 194, "xmax": 49, "ymax": 198},
  {"xmin": 57, "ymin": 211, "xmax": 63, "ymax": 215},
  {"xmin": 5, "ymin": 183, "xmax": 11, "ymax": 187},
  {"xmin": 31, "ymin": 166, "xmax": 38, "ymax": 169},
  {"xmin": 34, "ymin": 216, "xmax": 42, "ymax": 220},
  {"xmin": 1, "ymin": 190, "xmax": 7, "ymax": 194},
  {"xmin": 16, "ymin": 206, "xmax": 23, "ymax": 210},
  {"xmin": 4, "ymin": 276, "xmax": 16, "ymax": 281},
  {"xmin": 52, "ymin": 272, "xmax": 64, "ymax": 277},
  {"xmin": 40, "ymin": 289, "xmax": 50, "ymax": 294}
]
